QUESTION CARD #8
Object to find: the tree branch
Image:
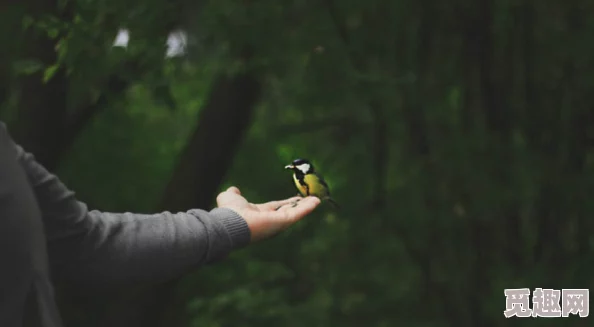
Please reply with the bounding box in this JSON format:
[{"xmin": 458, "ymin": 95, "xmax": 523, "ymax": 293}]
[
  {"xmin": 323, "ymin": 0, "xmax": 351, "ymax": 50},
  {"xmin": 63, "ymin": 74, "xmax": 129, "ymax": 150},
  {"xmin": 370, "ymin": 101, "xmax": 387, "ymax": 207}
]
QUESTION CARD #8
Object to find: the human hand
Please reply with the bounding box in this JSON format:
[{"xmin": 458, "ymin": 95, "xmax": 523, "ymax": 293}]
[{"xmin": 216, "ymin": 186, "xmax": 321, "ymax": 242}]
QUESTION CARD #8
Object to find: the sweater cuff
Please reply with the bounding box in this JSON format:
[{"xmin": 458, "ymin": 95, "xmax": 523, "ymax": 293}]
[{"xmin": 208, "ymin": 208, "xmax": 251, "ymax": 248}]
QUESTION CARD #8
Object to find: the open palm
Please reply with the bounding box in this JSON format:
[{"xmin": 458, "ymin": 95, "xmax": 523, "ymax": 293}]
[{"xmin": 216, "ymin": 186, "xmax": 321, "ymax": 242}]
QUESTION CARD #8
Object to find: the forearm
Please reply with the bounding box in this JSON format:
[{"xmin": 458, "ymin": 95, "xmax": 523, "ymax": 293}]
[
  {"xmin": 50, "ymin": 207, "xmax": 250, "ymax": 288},
  {"xmin": 3, "ymin": 122, "xmax": 251, "ymax": 288}
]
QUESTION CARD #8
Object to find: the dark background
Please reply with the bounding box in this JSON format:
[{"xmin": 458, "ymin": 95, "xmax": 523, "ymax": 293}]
[{"xmin": 1, "ymin": 0, "xmax": 593, "ymax": 326}]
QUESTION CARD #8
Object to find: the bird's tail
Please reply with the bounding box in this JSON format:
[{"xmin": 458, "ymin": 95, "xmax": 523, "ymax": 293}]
[{"xmin": 324, "ymin": 197, "xmax": 340, "ymax": 210}]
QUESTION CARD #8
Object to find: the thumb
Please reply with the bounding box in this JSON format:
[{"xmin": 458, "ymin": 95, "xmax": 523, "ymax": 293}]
[
  {"xmin": 227, "ymin": 186, "xmax": 241, "ymax": 195},
  {"xmin": 217, "ymin": 186, "xmax": 241, "ymax": 205}
]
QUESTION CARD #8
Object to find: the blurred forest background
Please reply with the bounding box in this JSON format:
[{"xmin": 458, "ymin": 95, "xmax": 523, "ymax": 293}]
[{"xmin": 1, "ymin": 0, "xmax": 594, "ymax": 326}]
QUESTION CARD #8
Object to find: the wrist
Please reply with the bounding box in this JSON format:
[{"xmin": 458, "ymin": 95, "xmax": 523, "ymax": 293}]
[{"xmin": 209, "ymin": 208, "xmax": 251, "ymax": 248}]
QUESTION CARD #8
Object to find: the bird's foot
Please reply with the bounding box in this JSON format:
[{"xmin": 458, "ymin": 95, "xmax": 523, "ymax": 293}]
[
  {"xmin": 275, "ymin": 198, "xmax": 302, "ymax": 210},
  {"xmin": 289, "ymin": 197, "xmax": 302, "ymax": 208}
]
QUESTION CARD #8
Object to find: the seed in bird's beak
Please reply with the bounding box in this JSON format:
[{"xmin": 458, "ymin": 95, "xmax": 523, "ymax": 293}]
[{"xmin": 285, "ymin": 165, "xmax": 294, "ymax": 169}]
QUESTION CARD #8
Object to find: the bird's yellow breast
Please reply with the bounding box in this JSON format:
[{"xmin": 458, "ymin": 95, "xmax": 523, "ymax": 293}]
[
  {"xmin": 292, "ymin": 174, "xmax": 308, "ymax": 196},
  {"xmin": 292, "ymin": 173, "xmax": 330, "ymax": 198}
]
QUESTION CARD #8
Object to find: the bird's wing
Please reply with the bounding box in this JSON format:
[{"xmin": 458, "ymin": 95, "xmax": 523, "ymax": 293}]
[{"xmin": 315, "ymin": 173, "xmax": 331, "ymax": 196}]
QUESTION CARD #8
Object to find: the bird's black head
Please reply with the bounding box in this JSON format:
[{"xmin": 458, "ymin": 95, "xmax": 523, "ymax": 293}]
[{"xmin": 285, "ymin": 158, "xmax": 314, "ymax": 174}]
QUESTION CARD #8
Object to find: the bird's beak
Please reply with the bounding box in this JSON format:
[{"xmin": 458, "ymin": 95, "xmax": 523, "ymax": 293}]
[{"xmin": 285, "ymin": 164, "xmax": 294, "ymax": 170}]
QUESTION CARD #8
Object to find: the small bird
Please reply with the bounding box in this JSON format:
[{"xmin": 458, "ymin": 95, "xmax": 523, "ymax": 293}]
[{"xmin": 284, "ymin": 158, "xmax": 339, "ymax": 208}]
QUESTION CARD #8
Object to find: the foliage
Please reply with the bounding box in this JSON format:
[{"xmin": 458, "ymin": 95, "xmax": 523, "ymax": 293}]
[{"xmin": 2, "ymin": 0, "xmax": 594, "ymax": 326}]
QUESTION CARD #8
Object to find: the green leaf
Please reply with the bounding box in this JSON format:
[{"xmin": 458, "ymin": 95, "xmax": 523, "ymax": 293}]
[
  {"xmin": 47, "ymin": 28, "xmax": 59, "ymax": 39},
  {"xmin": 43, "ymin": 64, "xmax": 60, "ymax": 83},
  {"xmin": 12, "ymin": 59, "xmax": 44, "ymax": 75}
]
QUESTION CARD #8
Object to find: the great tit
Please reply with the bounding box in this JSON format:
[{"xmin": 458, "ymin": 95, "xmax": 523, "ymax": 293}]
[{"xmin": 284, "ymin": 158, "xmax": 339, "ymax": 208}]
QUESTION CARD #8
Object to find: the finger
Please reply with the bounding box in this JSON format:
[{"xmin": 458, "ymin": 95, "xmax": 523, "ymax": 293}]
[
  {"xmin": 276, "ymin": 196, "xmax": 314, "ymax": 211},
  {"xmin": 259, "ymin": 196, "xmax": 303, "ymax": 211},
  {"xmin": 279, "ymin": 196, "xmax": 321, "ymax": 222},
  {"xmin": 227, "ymin": 186, "xmax": 241, "ymax": 195},
  {"xmin": 217, "ymin": 186, "xmax": 241, "ymax": 205}
]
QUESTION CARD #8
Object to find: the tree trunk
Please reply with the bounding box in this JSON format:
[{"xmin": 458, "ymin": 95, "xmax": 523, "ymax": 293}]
[
  {"xmin": 8, "ymin": 0, "xmax": 69, "ymax": 170},
  {"xmin": 7, "ymin": 0, "xmax": 123, "ymax": 171},
  {"xmin": 155, "ymin": 70, "xmax": 261, "ymax": 327},
  {"xmin": 159, "ymin": 71, "xmax": 262, "ymax": 212},
  {"xmin": 96, "ymin": 70, "xmax": 262, "ymax": 327}
]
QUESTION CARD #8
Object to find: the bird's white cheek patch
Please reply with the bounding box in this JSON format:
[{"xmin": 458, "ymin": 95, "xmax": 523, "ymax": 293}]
[{"xmin": 297, "ymin": 163, "xmax": 310, "ymax": 174}]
